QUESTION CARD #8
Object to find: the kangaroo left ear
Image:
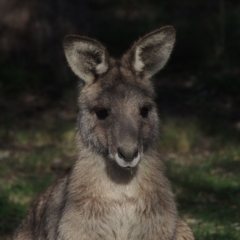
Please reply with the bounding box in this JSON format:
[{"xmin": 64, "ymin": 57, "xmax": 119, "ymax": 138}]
[
  {"xmin": 63, "ymin": 36, "xmax": 109, "ymax": 84},
  {"xmin": 129, "ymin": 26, "xmax": 176, "ymax": 79}
]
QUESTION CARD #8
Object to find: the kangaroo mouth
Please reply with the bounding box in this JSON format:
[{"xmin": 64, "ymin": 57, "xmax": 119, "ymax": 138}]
[{"xmin": 114, "ymin": 153, "xmax": 141, "ymax": 168}]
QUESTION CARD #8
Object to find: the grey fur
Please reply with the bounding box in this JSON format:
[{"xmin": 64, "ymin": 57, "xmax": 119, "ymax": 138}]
[{"xmin": 12, "ymin": 26, "xmax": 194, "ymax": 240}]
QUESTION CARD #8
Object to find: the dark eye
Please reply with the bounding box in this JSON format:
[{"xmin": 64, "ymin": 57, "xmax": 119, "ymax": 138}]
[
  {"xmin": 140, "ymin": 106, "xmax": 150, "ymax": 118},
  {"xmin": 95, "ymin": 108, "xmax": 109, "ymax": 120}
]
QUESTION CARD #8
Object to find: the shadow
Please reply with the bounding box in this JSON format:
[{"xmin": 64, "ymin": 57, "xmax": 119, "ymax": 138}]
[
  {"xmin": 166, "ymin": 160, "xmax": 240, "ymax": 225},
  {"xmin": 155, "ymin": 70, "xmax": 240, "ymax": 143},
  {"xmin": 0, "ymin": 192, "xmax": 26, "ymax": 237}
]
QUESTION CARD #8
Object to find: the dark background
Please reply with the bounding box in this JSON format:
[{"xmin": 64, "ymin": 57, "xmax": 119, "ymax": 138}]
[{"xmin": 1, "ymin": 0, "xmax": 240, "ymax": 139}]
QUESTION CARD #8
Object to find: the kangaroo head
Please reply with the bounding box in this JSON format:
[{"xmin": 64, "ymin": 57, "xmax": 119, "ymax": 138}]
[{"xmin": 63, "ymin": 26, "xmax": 175, "ymax": 169}]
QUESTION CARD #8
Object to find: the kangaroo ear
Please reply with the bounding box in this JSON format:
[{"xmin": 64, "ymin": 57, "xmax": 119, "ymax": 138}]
[
  {"xmin": 131, "ymin": 26, "xmax": 176, "ymax": 79},
  {"xmin": 63, "ymin": 36, "xmax": 109, "ymax": 84}
]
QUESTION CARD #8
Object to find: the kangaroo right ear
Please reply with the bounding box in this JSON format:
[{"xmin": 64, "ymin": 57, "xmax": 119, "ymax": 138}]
[
  {"xmin": 124, "ymin": 26, "xmax": 176, "ymax": 80},
  {"xmin": 63, "ymin": 36, "xmax": 109, "ymax": 84}
]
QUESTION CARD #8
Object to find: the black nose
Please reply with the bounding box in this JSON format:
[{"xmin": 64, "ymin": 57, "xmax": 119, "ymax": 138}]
[{"xmin": 117, "ymin": 148, "xmax": 139, "ymax": 162}]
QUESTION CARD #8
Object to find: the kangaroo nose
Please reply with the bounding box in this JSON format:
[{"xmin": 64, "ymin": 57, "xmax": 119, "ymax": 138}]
[{"xmin": 117, "ymin": 147, "xmax": 139, "ymax": 162}]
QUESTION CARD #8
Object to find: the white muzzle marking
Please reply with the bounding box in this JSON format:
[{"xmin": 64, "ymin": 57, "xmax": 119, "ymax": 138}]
[{"xmin": 114, "ymin": 153, "xmax": 141, "ymax": 168}]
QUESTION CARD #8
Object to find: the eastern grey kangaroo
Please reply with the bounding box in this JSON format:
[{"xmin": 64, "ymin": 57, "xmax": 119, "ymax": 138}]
[{"xmin": 12, "ymin": 26, "xmax": 194, "ymax": 240}]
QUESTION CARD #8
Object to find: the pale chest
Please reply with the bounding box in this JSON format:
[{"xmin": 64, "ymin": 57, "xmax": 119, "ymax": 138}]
[{"xmin": 83, "ymin": 199, "xmax": 159, "ymax": 240}]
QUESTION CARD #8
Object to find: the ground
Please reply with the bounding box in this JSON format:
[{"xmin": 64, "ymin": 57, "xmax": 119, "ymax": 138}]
[{"xmin": 0, "ymin": 77, "xmax": 240, "ymax": 240}]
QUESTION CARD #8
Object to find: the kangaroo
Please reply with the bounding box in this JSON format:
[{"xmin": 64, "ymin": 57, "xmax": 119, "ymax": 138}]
[{"xmin": 12, "ymin": 26, "xmax": 194, "ymax": 240}]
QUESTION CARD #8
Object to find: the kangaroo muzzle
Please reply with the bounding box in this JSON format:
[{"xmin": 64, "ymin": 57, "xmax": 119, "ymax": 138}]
[{"xmin": 113, "ymin": 117, "xmax": 141, "ymax": 168}]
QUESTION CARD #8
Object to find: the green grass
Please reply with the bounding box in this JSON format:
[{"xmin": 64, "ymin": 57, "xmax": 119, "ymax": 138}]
[
  {"xmin": 0, "ymin": 112, "xmax": 239, "ymax": 239},
  {"xmin": 0, "ymin": 110, "xmax": 77, "ymax": 239},
  {"xmin": 161, "ymin": 118, "xmax": 240, "ymax": 240},
  {"xmin": 167, "ymin": 153, "xmax": 240, "ymax": 239}
]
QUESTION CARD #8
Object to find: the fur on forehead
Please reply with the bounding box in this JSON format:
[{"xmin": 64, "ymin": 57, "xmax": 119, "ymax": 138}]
[{"xmin": 80, "ymin": 63, "xmax": 155, "ymax": 103}]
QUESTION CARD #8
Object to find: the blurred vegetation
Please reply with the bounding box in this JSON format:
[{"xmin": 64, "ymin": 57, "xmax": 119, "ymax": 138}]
[
  {"xmin": 0, "ymin": 111, "xmax": 239, "ymax": 239},
  {"xmin": 0, "ymin": 0, "xmax": 240, "ymax": 239}
]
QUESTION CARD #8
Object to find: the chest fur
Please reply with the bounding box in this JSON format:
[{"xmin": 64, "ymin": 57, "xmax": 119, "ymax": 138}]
[
  {"xmin": 79, "ymin": 197, "xmax": 163, "ymax": 240},
  {"xmin": 66, "ymin": 160, "xmax": 176, "ymax": 239}
]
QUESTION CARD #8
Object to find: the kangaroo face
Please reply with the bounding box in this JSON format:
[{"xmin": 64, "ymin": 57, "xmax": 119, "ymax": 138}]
[
  {"xmin": 63, "ymin": 27, "xmax": 175, "ymax": 168},
  {"xmin": 78, "ymin": 68, "xmax": 159, "ymax": 168}
]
